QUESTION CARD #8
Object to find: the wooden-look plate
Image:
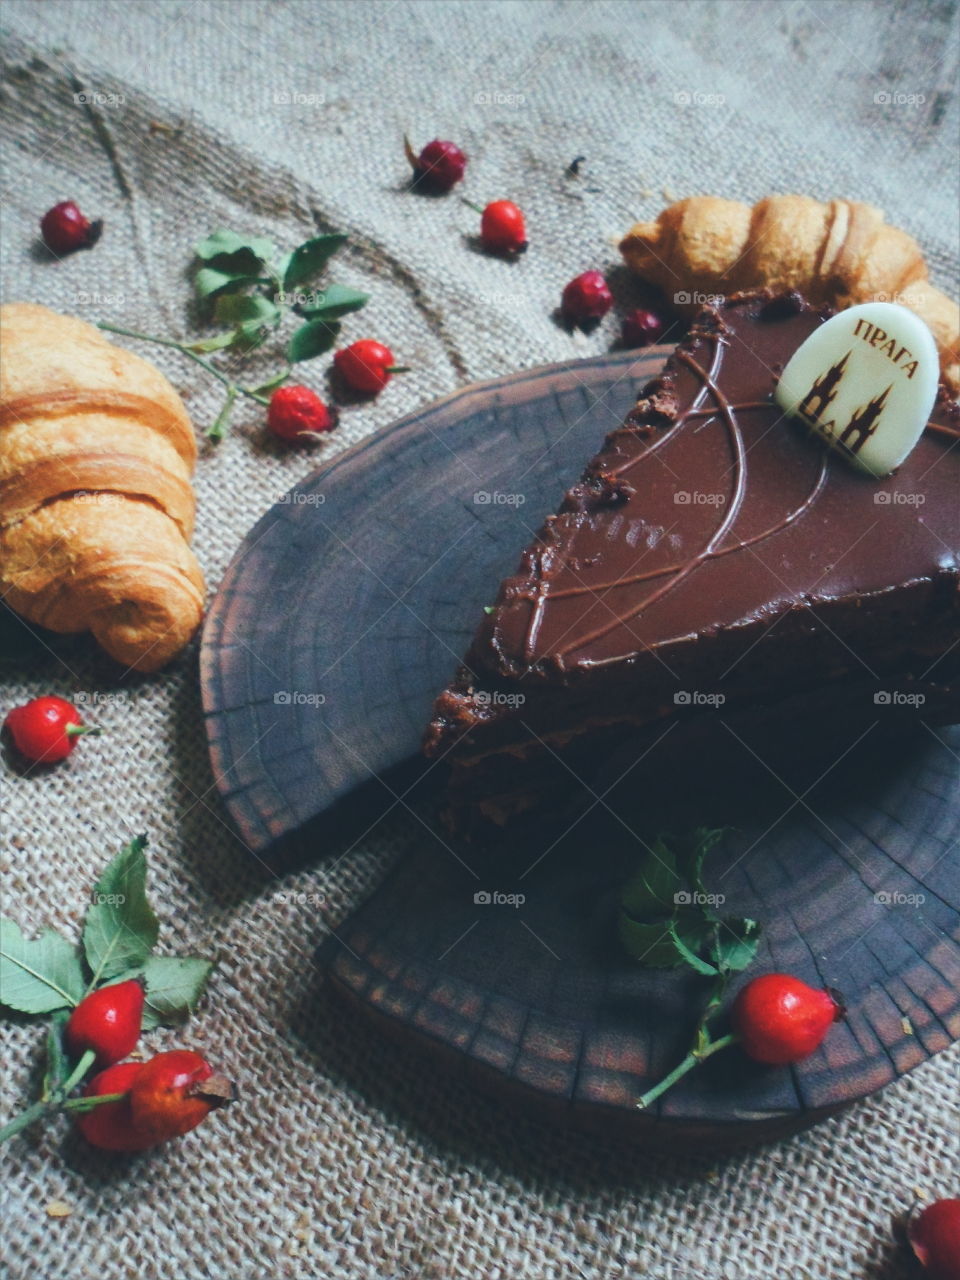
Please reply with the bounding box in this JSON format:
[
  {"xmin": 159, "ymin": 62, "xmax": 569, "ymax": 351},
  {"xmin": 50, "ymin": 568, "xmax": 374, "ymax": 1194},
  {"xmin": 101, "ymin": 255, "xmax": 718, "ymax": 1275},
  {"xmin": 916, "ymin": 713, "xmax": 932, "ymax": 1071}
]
[{"xmin": 201, "ymin": 350, "xmax": 959, "ymax": 1146}]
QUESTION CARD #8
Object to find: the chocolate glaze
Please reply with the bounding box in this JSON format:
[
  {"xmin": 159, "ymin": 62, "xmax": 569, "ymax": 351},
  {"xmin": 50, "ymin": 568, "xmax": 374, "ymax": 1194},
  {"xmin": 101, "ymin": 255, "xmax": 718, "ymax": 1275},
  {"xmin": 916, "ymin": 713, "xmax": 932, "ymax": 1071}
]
[{"xmin": 425, "ymin": 291, "xmax": 960, "ymax": 761}]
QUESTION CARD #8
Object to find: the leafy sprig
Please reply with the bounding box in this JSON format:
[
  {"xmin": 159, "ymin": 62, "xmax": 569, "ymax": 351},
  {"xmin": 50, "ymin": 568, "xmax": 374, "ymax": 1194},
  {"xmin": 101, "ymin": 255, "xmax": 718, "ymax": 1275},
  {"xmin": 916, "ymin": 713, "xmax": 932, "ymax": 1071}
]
[
  {"xmin": 0, "ymin": 835, "xmax": 215, "ymax": 1141},
  {"xmin": 98, "ymin": 228, "xmax": 368, "ymax": 439},
  {"xmin": 618, "ymin": 827, "xmax": 764, "ymax": 1109}
]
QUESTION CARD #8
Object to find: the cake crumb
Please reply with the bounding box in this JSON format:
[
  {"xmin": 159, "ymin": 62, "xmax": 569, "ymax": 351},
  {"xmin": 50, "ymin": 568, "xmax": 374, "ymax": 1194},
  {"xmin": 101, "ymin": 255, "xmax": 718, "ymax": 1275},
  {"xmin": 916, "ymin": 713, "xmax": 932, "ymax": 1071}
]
[
  {"xmin": 661, "ymin": 186, "xmax": 677, "ymax": 202},
  {"xmin": 45, "ymin": 1200, "xmax": 72, "ymax": 1219}
]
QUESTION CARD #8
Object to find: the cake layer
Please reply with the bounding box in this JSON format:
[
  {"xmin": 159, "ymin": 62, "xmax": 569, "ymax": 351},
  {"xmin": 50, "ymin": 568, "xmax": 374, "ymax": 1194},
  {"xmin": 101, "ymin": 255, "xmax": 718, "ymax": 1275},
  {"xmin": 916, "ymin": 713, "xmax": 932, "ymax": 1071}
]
[{"xmin": 425, "ymin": 290, "xmax": 960, "ymax": 778}]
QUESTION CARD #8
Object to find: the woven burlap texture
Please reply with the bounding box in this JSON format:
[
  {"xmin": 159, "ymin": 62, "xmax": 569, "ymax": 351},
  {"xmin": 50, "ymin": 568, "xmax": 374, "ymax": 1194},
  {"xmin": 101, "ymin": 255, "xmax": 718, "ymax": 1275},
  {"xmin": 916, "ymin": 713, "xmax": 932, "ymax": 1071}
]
[{"xmin": 1, "ymin": 3, "xmax": 957, "ymax": 1278}]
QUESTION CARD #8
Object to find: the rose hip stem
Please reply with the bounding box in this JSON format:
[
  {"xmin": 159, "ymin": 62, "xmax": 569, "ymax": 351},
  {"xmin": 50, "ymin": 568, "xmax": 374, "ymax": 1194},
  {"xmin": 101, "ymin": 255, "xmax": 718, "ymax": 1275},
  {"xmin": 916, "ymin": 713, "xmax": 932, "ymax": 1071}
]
[
  {"xmin": 0, "ymin": 1047, "xmax": 99, "ymax": 1143},
  {"xmin": 94, "ymin": 322, "xmax": 275, "ymax": 439},
  {"xmin": 636, "ymin": 1032, "xmax": 739, "ymax": 1109}
]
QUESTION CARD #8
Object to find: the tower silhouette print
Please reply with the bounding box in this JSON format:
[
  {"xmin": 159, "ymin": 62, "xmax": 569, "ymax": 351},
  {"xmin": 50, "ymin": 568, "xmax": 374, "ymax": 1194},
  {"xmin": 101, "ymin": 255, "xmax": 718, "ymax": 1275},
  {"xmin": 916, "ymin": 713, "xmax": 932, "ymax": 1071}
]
[
  {"xmin": 840, "ymin": 385, "xmax": 892, "ymax": 453},
  {"xmin": 798, "ymin": 349, "xmax": 851, "ymax": 435}
]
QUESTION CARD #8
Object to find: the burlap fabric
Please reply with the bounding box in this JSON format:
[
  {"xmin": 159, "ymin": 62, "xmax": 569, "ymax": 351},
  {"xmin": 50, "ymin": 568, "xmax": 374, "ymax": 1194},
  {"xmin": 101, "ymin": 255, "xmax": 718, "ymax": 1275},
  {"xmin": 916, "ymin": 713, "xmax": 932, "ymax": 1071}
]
[{"xmin": 1, "ymin": 3, "xmax": 957, "ymax": 1277}]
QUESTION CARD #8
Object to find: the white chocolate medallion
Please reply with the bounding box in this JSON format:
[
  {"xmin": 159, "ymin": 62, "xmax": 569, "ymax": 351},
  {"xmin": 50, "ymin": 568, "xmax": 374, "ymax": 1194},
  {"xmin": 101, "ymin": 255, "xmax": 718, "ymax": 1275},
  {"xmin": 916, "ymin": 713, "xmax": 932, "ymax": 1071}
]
[{"xmin": 774, "ymin": 302, "xmax": 939, "ymax": 476}]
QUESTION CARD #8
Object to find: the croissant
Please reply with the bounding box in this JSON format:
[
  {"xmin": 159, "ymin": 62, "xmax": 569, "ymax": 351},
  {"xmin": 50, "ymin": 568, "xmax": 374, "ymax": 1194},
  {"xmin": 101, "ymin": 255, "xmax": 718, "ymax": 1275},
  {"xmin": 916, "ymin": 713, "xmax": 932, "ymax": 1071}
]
[
  {"xmin": 0, "ymin": 303, "xmax": 205, "ymax": 672},
  {"xmin": 620, "ymin": 195, "xmax": 960, "ymax": 390}
]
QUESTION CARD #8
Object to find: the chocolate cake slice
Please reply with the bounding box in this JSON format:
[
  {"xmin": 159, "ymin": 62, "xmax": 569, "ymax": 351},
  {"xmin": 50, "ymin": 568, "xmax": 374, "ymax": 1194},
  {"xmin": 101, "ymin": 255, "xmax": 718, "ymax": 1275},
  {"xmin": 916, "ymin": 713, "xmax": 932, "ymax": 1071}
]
[{"xmin": 424, "ymin": 291, "xmax": 960, "ymax": 828}]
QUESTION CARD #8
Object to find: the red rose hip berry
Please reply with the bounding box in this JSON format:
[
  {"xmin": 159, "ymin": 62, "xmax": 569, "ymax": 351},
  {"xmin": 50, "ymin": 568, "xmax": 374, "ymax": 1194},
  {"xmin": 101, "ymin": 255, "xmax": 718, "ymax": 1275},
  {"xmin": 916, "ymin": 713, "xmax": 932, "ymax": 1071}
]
[
  {"xmin": 732, "ymin": 973, "xmax": 844, "ymax": 1065},
  {"xmin": 405, "ymin": 137, "xmax": 466, "ymax": 192},
  {"xmin": 621, "ymin": 308, "xmax": 666, "ymax": 347},
  {"xmin": 909, "ymin": 1199, "xmax": 960, "ymax": 1280},
  {"xmin": 561, "ymin": 271, "xmax": 613, "ymax": 326},
  {"xmin": 4, "ymin": 696, "xmax": 99, "ymax": 764},
  {"xmin": 40, "ymin": 201, "xmax": 102, "ymax": 255},
  {"xmin": 129, "ymin": 1050, "xmax": 235, "ymax": 1146},
  {"xmin": 75, "ymin": 1061, "xmax": 148, "ymax": 1152},
  {"xmin": 66, "ymin": 979, "xmax": 145, "ymax": 1069},
  {"xmin": 267, "ymin": 385, "xmax": 336, "ymax": 443},
  {"xmin": 479, "ymin": 200, "xmax": 527, "ymax": 255},
  {"xmin": 334, "ymin": 340, "xmax": 409, "ymax": 395}
]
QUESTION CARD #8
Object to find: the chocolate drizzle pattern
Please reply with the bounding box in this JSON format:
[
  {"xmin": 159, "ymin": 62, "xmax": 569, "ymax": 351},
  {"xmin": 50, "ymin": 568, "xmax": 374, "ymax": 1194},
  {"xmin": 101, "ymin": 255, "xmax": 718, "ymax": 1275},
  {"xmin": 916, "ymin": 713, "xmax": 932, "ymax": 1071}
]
[{"xmin": 521, "ymin": 329, "xmax": 833, "ymax": 665}]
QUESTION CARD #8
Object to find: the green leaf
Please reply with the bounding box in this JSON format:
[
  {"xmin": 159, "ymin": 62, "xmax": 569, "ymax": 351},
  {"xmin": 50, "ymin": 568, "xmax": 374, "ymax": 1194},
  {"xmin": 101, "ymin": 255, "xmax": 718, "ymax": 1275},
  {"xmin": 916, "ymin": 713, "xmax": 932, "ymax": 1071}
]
[
  {"xmin": 0, "ymin": 919, "xmax": 85, "ymax": 1014},
  {"xmin": 42, "ymin": 1010, "xmax": 71, "ymax": 1099},
  {"xmin": 282, "ymin": 234, "xmax": 347, "ymax": 290},
  {"xmin": 195, "ymin": 229, "xmax": 276, "ymax": 267},
  {"xmin": 287, "ymin": 318, "xmax": 340, "ymax": 363},
  {"xmin": 298, "ymin": 284, "xmax": 369, "ymax": 320},
  {"xmin": 188, "ymin": 331, "xmax": 239, "ymax": 353},
  {"xmin": 683, "ymin": 826, "xmax": 729, "ymax": 896},
  {"xmin": 668, "ymin": 918, "xmax": 720, "ymax": 976},
  {"xmin": 82, "ymin": 835, "xmax": 159, "ymax": 985},
  {"xmin": 618, "ymin": 913, "xmax": 688, "ymax": 968},
  {"xmin": 134, "ymin": 955, "xmax": 214, "ymax": 1029},
  {"xmin": 620, "ymin": 836, "xmax": 682, "ymax": 918},
  {"xmin": 214, "ymin": 293, "xmax": 280, "ymax": 329},
  {"xmin": 713, "ymin": 917, "xmax": 762, "ymax": 974},
  {"xmin": 195, "ymin": 265, "xmax": 260, "ymax": 301}
]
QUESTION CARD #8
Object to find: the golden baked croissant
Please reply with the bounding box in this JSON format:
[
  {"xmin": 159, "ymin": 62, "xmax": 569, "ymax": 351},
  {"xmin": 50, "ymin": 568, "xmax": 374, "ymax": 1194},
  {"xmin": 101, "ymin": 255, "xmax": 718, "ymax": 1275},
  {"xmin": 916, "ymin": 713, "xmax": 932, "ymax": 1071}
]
[
  {"xmin": 620, "ymin": 195, "xmax": 960, "ymax": 390},
  {"xmin": 0, "ymin": 303, "xmax": 205, "ymax": 671}
]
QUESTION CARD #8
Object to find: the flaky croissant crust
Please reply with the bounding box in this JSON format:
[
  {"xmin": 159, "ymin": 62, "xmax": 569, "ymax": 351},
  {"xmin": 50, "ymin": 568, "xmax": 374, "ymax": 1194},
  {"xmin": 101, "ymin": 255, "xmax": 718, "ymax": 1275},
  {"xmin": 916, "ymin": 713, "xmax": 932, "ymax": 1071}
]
[
  {"xmin": 0, "ymin": 303, "xmax": 205, "ymax": 672},
  {"xmin": 620, "ymin": 195, "xmax": 959, "ymax": 390}
]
